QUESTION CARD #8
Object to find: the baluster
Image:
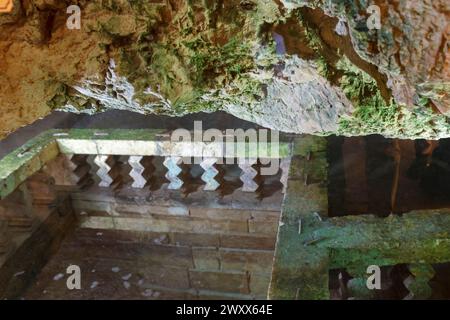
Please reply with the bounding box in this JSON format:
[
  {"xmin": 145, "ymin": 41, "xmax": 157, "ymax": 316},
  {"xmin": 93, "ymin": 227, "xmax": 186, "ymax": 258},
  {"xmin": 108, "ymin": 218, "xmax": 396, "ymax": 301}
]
[
  {"xmin": 200, "ymin": 158, "xmax": 223, "ymax": 191},
  {"xmin": 238, "ymin": 158, "xmax": 260, "ymax": 192},
  {"xmin": 403, "ymin": 264, "xmax": 435, "ymax": 300},
  {"xmin": 91, "ymin": 155, "xmax": 121, "ymax": 188},
  {"xmin": 128, "ymin": 156, "xmax": 155, "ymax": 189},
  {"xmin": 163, "ymin": 156, "xmax": 184, "ymax": 190},
  {"xmin": 87, "ymin": 155, "xmax": 100, "ymax": 186},
  {"xmin": 280, "ymin": 157, "xmax": 292, "ymax": 194}
]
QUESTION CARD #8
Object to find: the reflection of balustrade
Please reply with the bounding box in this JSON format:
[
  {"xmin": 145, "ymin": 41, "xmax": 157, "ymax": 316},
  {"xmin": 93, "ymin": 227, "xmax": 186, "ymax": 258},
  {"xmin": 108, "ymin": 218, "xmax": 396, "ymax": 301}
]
[
  {"xmin": 269, "ymin": 135, "xmax": 450, "ymax": 300},
  {"xmin": 403, "ymin": 264, "xmax": 435, "ymax": 300}
]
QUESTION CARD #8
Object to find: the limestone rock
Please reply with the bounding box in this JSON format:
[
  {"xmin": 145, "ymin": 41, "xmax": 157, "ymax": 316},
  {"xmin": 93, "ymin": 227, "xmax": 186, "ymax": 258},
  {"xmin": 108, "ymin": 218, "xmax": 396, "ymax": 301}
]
[{"xmin": 0, "ymin": 0, "xmax": 448, "ymax": 139}]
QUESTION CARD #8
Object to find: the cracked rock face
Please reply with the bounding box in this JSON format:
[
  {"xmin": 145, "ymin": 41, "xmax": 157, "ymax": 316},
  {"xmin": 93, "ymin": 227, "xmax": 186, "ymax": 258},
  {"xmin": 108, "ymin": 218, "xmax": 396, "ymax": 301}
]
[
  {"xmin": 283, "ymin": 0, "xmax": 449, "ymax": 110},
  {"xmin": 0, "ymin": 0, "xmax": 448, "ymax": 139}
]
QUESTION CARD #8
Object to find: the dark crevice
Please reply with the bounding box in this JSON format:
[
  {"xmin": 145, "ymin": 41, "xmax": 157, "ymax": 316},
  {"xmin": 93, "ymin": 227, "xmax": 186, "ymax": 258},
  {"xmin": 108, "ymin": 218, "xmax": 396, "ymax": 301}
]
[
  {"xmin": 270, "ymin": 7, "xmax": 392, "ymax": 103},
  {"xmin": 299, "ymin": 7, "xmax": 391, "ymax": 102},
  {"xmin": 272, "ymin": 15, "xmax": 316, "ymax": 59},
  {"xmin": 38, "ymin": 10, "xmax": 56, "ymax": 44}
]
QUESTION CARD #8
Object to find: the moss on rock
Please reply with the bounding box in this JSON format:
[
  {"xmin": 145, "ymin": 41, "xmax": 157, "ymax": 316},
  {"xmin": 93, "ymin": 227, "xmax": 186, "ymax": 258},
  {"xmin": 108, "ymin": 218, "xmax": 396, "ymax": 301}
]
[
  {"xmin": 336, "ymin": 57, "xmax": 450, "ymax": 139},
  {"xmin": 0, "ymin": 0, "xmax": 448, "ymax": 139}
]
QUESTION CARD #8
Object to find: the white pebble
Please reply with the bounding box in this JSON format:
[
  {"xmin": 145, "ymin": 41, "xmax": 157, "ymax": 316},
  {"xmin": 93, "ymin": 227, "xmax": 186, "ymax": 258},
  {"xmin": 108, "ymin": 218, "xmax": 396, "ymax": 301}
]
[
  {"xmin": 123, "ymin": 281, "xmax": 131, "ymax": 289},
  {"xmin": 90, "ymin": 281, "xmax": 99, "ymax": 289},
  {"xmin": 14, "ymin": 271, "xmax": 25, "ymax": 277},
  {"xmin": 111, "ymin": 267, "xmax": 120, "ymax": 273},
  {"xmin": 142, "ymin": 289, "xmax": 153, "ymax": 297},
  {"xmin": 53, "ymin": 273, "xmax": 64, "ymax": 281},
  {"xmin": 122, "ymin": 273, "xmax": 132, "ymax": 281},
  {"xmin": 335, "ymin": 19, "xmax": 348, "ymax": 36}
]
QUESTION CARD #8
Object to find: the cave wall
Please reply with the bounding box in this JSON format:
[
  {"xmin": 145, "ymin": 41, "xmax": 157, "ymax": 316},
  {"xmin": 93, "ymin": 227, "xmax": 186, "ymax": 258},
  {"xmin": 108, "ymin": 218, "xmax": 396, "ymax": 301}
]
[{"xmin": 0, "ymin": 0, "xmax": 448, "ymax": 139}]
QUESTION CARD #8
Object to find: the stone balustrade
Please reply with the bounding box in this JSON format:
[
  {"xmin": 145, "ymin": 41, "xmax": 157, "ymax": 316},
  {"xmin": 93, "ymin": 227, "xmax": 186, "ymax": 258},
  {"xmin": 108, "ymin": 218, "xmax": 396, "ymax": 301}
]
[
  {"xmin": 61, "ymin": 154, "xmax": 289, "ymax": 195},
  {"xmin": 0, "ymin": 129, "xmax": 294, "ymax": 200}
]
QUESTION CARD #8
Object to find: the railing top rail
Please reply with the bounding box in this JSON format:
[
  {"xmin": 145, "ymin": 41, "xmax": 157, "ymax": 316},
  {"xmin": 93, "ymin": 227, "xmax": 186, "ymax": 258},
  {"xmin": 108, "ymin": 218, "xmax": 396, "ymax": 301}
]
[
  {"xmin": 55, "ymin": 129, "xmax": 293, "ymax": 158},
  {"xmin": 0, "ymin": 130, "xmax": 58, "ymax": 200}
]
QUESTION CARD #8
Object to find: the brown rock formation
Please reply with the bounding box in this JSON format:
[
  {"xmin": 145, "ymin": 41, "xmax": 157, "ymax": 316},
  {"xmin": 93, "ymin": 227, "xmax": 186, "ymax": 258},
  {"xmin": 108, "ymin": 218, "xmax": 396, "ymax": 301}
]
[{"xmin": 0, "ymin": 0, "xmax": 448, "ymax": 139}]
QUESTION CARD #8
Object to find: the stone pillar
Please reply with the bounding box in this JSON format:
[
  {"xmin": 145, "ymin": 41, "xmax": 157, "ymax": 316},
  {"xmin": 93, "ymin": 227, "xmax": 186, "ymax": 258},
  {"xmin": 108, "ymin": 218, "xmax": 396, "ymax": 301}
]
[{"xmin": 90, "ymin": 155, "xmax": 122, "ymax": 188}]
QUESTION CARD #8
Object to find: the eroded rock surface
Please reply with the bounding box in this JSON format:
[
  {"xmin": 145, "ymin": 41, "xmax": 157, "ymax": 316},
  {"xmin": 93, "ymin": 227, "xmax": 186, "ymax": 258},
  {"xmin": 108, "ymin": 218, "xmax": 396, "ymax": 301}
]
[{"xmin": 0, "ymin": 0, "xmax": 448, "ymax": 139}]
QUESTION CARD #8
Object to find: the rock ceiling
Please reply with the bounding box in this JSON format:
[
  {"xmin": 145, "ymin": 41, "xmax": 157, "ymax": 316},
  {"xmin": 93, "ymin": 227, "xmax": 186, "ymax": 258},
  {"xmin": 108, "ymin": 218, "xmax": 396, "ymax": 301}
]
[{"xmin": 0, "ymin": 0, "xmax": 448, "ymax": 139}]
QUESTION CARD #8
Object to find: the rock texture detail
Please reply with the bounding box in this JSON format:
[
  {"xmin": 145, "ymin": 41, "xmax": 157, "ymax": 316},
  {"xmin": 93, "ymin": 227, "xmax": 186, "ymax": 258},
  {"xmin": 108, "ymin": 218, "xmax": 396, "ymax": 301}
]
[{"xmin": 0, "ymin": 0, "xmax": 448, "ymax": 139}]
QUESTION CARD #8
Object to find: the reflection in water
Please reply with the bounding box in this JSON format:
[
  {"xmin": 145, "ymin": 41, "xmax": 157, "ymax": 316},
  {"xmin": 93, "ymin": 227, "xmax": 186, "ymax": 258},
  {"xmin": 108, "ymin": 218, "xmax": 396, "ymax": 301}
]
[{"xmin": 328, "ymin": 135, "xmax": 450, "ymax": 217}]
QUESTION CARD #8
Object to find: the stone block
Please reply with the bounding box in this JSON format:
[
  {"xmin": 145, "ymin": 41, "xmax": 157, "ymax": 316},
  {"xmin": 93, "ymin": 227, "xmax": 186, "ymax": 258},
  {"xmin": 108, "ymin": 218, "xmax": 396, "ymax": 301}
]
[
  {"xmin": 189, "ymin": 207, "xmax": 251, "ymax": 221},
  {"xmin": 219, "ymin": 248, "xmax": 274, "ymax": 273},
  {"xmin": 248, "ymin": 216, "xmax": 279, "ymax": 235},
  {"xmin": 170, "ymin": 232, "xmax": 220, "ymax": 247},
  {"xmin": 138, "ymin": 244, "xmax": 193, "ymax": 268},
  {"xmin": 114, "ymin": 204, "xmax": 189, "ymax": 217},
  {"xmin": 249, "ymin": 272, "xmax": 271, "ymax": 296},
  {"xmin": 192, "ymin": 247, "xmax": 220, "ymax": 270},
  {"xmin": 189, "ymin": 270, "xmax": 250, "ymax": 294},
  {"xmin": 209, "ymin": 219, "xmax": 249, "ymax": 234},
  {"xmin": 139, "ymin": 265, "xmax": 190, "ymax": 289},
  {"xmin": 219, "ymin": 234, "xmax": 276, "ymax": 250}
]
